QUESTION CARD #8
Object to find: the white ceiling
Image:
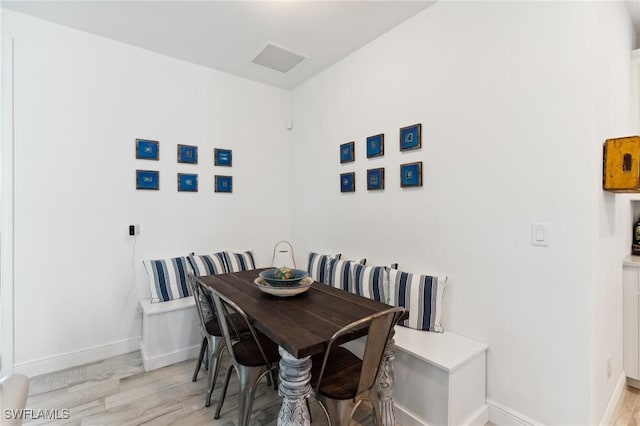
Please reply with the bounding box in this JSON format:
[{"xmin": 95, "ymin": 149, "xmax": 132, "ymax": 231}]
[{"xmin": 1, "ymin": 1, "xmax": 433, "ymax": 90}]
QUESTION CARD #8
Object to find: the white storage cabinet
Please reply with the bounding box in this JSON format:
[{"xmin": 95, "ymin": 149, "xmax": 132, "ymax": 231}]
[{"xmin": 624, "ymin": 255, "xmax": 640, "ymax": 387}]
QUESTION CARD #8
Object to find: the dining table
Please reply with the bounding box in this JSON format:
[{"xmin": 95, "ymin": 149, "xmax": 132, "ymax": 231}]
[{"xmin": 194, "ymin": 268, "xmax": 402, "ymax": 426}]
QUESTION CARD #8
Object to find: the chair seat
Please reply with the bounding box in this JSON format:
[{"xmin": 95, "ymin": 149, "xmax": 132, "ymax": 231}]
[
  {"xmin": 311, "ymin": 346, "xmax": 362, "ymax": 400},
  {"xmin": 233, "ymin": 333, "xmax": 281, "ymax": 367},
  {"xmin": 205, "ymin": 313, "xmax": 249, "ymax": 336}
]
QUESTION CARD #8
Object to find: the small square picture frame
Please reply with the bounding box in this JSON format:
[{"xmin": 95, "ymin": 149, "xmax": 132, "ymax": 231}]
[
  {"xmin": 215, "ymin": 175, "xmax": 233, "ymax": 193},
  {"xmin": 136, "ymin": 170, "xmax": 159, "ymax": 190},
  {"xmin": 400, "ymin": 162, "xmax": 423, "ymax": 187},
  {"xmin": 214, "ymin": 148, "xmax": 233, "ymax": 167},
  {"xmin": 177, "ymin": 173, "xmax": 198, "ymax": 192},
  {"xmin": 340, "ymin": 142, "xmax": 355, "ymax": 163},
  {"xmin": 136, "ymin": 139, "xmax": 159, "ymax": 160},
  {"xmin": 399, "ymin": 123, "xmax": 422, "ymax": 151},
  {"xmin": 340, "ymin": 172, "xmax": 355, "ymax": 193},
  {"xmin": 367, "ymin": 168, "xmax": 385, "ymax": 190},
  {"xmin": 177, "ymin": 144, "xmax": 198, "ymax": 164},
  {"xmin": 366, "ymin": 134, "xmax": 384, "ymax": 158}
]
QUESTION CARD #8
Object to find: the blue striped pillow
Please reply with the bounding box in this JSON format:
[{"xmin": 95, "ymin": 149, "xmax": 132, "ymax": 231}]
[
  {"xmin": 325, "ymin": 258, "xmax": 367, "ymax": 290},
  {"xmin": 143, "ymin": 257, "xmax": 192, "ymax": 303},
  {"xmin": 389, "ymin": 269, "xmax": 447, "ymax": 332},
  {"xmin": 223, "ymin": 251, "xmax": 256, "ymax": 272},
  {"xmin": 187, "ymin": 252, "xmax": 227, "ymax": 276},
  {"xmin": 351, "ymin": 264, "xmax": 387, "ymax": 303},
  {"xmin": 326, "ymin": 259, "xmax": 357, "ymax": 291},
  {"xmin": 307, "ymin": 252, "xmax": 341, "ymax": 284}
]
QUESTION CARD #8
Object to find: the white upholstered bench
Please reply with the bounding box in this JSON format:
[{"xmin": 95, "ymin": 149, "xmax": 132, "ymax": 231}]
[
  {"xmin": 344, "ymin": 326, "xmax": 488, "ymax": 426},
  {"xmin": 139, "ymin": 297, "xmax": 201, "ymax": 372}
]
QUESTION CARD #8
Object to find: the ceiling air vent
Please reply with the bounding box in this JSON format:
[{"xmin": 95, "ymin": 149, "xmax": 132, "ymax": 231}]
[{"xmin": 252, "ymin": 43, "xmax": 306, "ymax": 73}]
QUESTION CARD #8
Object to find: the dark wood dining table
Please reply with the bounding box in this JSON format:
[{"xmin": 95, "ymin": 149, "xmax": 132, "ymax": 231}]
[{"xmin": 195, "ymin": 268, "xmax": 401, "ymax": 426}]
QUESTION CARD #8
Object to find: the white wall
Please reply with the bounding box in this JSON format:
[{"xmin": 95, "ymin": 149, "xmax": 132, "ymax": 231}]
[
  {"xmin": 2, "ymin": 10, "xmax": 292, "ymax": 372},
  {"xmin": 589, "ymin": 2, "xmax": 636, "ymax": 423},
  {"xmin": 0, "ymin": 7, "xmax": 15, "ymax": 378},
  {"xmin": 290, "ymin": 2, "xmax": 634, "ymax": 424}
]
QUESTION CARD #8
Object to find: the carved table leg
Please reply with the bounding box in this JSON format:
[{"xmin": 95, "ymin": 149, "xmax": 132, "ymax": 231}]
[
  {"xmin": 377, "ymin": 329, "xmax": 397, "ymax": 426},
  {"xmin": 277, "ymin": 347, "xmax": 311, "ymax": 426}
]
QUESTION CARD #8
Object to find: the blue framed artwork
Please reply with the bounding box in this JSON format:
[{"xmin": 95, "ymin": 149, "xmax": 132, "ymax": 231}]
[
  {"xmin": 136, "ymin": 139, "xmax": 159, "ymax": 160},
  {"xmin": 366, "ymin": 134, "xmax": 384, "ymax": 158},
  {"xmin": 340, "ymin": 172, "xmax": 355, "ymax": 193},
  {"xmin": 177, "ymin": 144, "xmax": 198, "ymax": 164},
  {"xmin": 215, "ymin": 175, "xmax": 233, "ymax": 193},
  {"xmin": 400, "ymin": 123, "xmax": 422, "ymax": 151},
  {"xmin": 214, "ymin": 148, "xmax": 232, "ymax": 166},
  {"xmin": 340, "ymin": 142, "xmax": 355, "ymax": 163},
  {"xmin": 367, "ymin": 168, "xmax": 385, "ymax": 190},
  {"xmin": 177, "ymin": 173, "xmax": 198, "ymax": 192},
  {"xmin": 136, "ymin": 170, "xmax": 159, "ymax": 190},
  {"xmin": 400, "ymin": 162, "xmax": 423, "ymax": 187}
]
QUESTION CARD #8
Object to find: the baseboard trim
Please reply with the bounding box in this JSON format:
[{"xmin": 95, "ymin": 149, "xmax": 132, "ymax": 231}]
[
  {"xmin": 139, "ymin": 340, "xmax": 200, "ymax": 372},
  {"xmin": 394, "ymin": 402, "xmax": 487, "ymax": 426},
  {"xmin": 464, "ymin": 405, "xmax": 490, "ymax": 426},
  {"xmin": 487, "ymin": 399, "xmax": 543, "ymax": 426},
  {"xmin": 13, "ymin": 337, "xmax": 140, "ymax": 377},
  {"xmin": 599, "ymin": 372, "xmax": 626, "ymax": 425},
  {"xmin": 395, "ymin": 402, "xmax": 425, "ymax": 425}
]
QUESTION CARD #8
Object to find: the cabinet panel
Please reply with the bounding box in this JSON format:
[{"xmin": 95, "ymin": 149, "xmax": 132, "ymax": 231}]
[{"xmin": 624, "ymin": 265, "xmax": 639, "ymax": 379}]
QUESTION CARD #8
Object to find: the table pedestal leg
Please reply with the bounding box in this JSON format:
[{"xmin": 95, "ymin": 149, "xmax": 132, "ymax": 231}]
[
  {"xmin": 277, "ymin": 347, "xmax": 311, "ymax": 426},
  {"xmin": 377, "ymin": 330, "xmax": 397, "ymax": 426}
]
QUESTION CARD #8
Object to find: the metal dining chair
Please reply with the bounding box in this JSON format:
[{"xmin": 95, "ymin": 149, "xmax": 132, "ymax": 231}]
[
  {"xmin": 0, "ymin": 366, "xmax": 29, "ymax": 426},
  {"xmin": 310, "ymin": 306, "xmax": 405, "ymax": 426},
  {"xmin": 207, "ymin": 286, "xmax": 281, "ymax": 426},
  {"xmin": 188, "ymin": 275, "xmax": 214, "ymax": 382},
  {"xmin": 271, "ymin": 240, "xmax": 296, "ymax": 268},
  {"xmin": 187, "ymin": 275, "xmax": 251, "ymax": 407}
]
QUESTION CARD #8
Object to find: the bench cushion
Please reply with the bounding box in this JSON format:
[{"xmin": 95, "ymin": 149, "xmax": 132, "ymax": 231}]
[
  {"xmin": 307, "ymin": 252, "xmax": 340, "ymax": 284},
  {"xmin": 351, "ymin": 264, "xmax": 387, "ymax": 303},
  {"xmin": 224, "ymin": 250, "xmax": 256, "ymax": 272},
  {"xmin": 143, "ymin": 257, "xmax": 192, "ymax": 303},
  {"xmin": 389, "ymin": 269, "xmax": 446, "ymax": 332},
  {"xmin": 187, "ymin": 252, "xmax": 227, "ymax": 276}
]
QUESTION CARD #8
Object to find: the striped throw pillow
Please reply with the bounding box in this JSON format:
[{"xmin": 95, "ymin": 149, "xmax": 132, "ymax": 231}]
[
  {"xmin": 307, "ymin": 252, "xmax": 341, "ymax": 284},
  {"xmin": 325, "ymin": 258, "xmax": 367, "ymax": 290},
  {"xmin": 143, "ymin": 257, "xmax": 192, "ymax": 303},
  {"xmin": 326, "ymin": 259, "xmax": 357, "ymax": 291},
  {"xmin": 187, "ymin": 252, "xmax": 227, "ymax": 276},
  {"xmin": 389, "ymin": 269, "xmax": 447, "ymax": 332},
  {"xmin": 223, "ymin": 250, "xmax": 256, "ymax": 272},
  {"xmin": 351, "ymin": 264, "xmax": 387, "ymax": 303}
]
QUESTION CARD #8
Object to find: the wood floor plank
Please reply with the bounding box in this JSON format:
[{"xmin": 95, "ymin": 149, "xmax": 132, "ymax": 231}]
[
  {"xmin": 26, "ymin": 379, "xmax": 120, "ymax": 417},
  {"xmin": 614, "ymin": 385, "xmax": 640, "ymax": 426},
  {"xmin": 135, "ymin": 407, "xmax": 188, "ymax": 426},
  {"xmin": 28, "ymin": 368, "xmax": 86, "ymax": 396}
]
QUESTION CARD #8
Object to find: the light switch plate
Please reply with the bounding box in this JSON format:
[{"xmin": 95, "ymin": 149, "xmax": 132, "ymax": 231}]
[{"xmin": 531, "ymin": 223, "xmax": 549, "ymax": 247}]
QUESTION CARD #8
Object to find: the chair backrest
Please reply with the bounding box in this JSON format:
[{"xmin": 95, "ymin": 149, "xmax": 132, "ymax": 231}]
[
  {"xmin": 188, "ymin": 274, "xmax": 215, "ymax": 334},
  {"xmin": 315, "ymin": 307, "xmax": 405, "ymax": 399},
  {"xmin": 207, "ymin": 286, "xmax": 276, "ymax": 368},
  {"xmin": 271, "ymin": 240, "xmax": 296, "ymax": 268},
  {"xmin": 0, "ymin": 373, "xmax": 29, "ymax": 426}
]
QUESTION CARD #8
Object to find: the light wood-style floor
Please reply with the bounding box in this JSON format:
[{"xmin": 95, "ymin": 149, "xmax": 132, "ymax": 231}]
[
  {"xmin": 22, "ymin": 351, "xmax": 375, "ymax": 426},
  {"xmin": 25, "ymin": 349, "xmax": 640, "ymax": 426},
  {"xmin": 612, "ymin": 385, "xmax": 640, "ymax": 426}
]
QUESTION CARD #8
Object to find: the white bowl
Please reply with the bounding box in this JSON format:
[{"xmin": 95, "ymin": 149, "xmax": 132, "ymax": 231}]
[{"xmin": 254, "ymin": 276, "xmax": 313, "ymax": 297}]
